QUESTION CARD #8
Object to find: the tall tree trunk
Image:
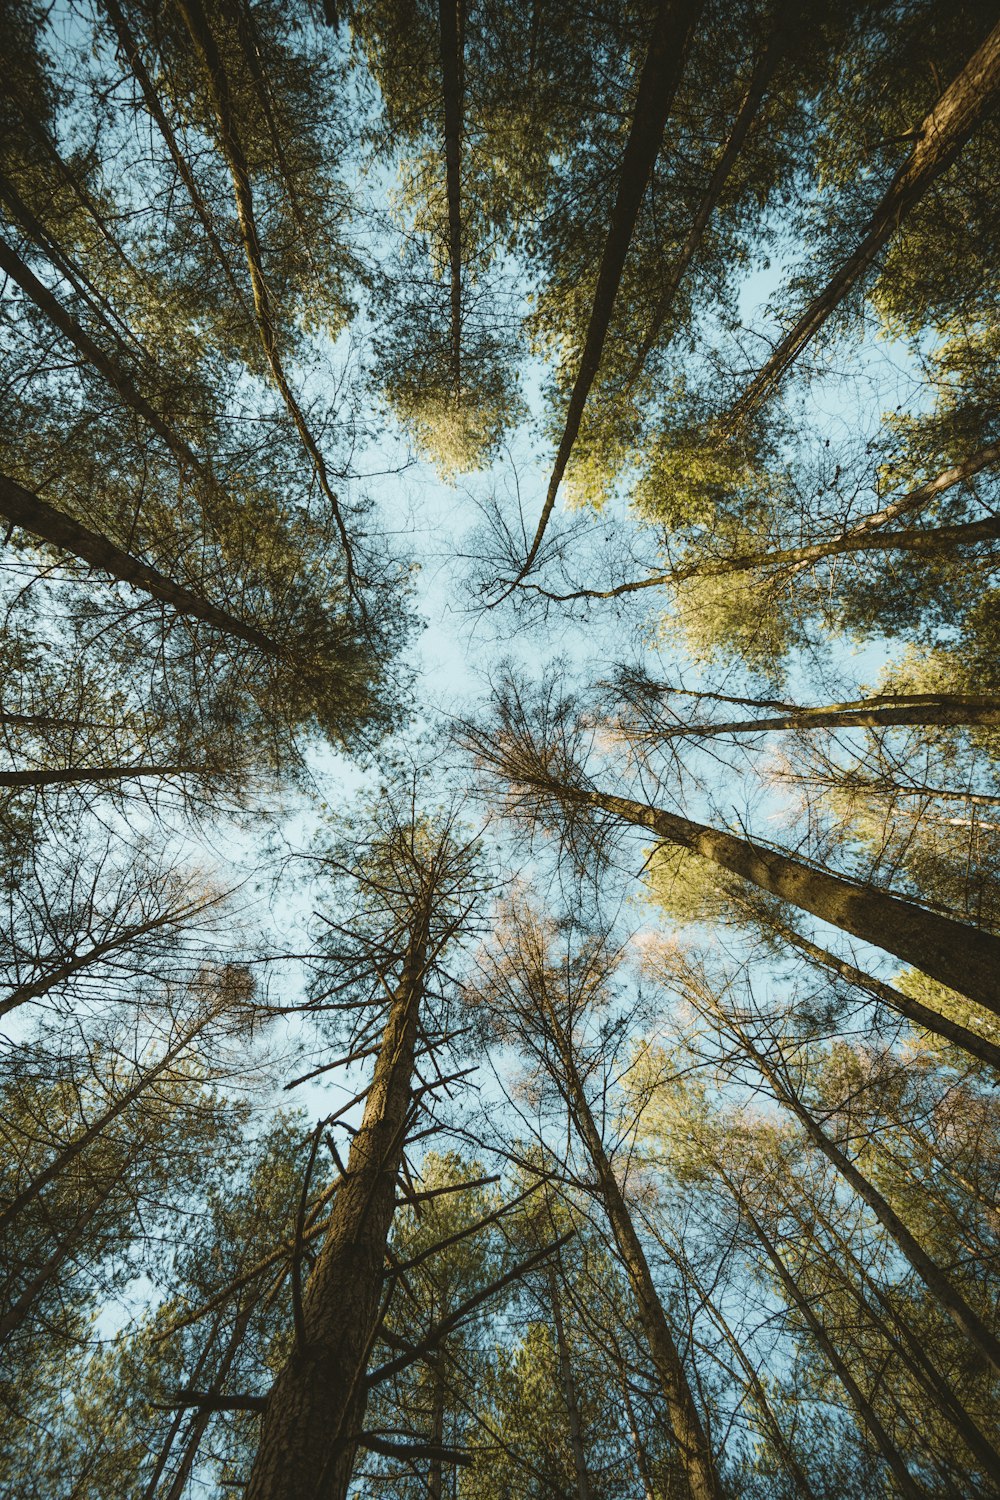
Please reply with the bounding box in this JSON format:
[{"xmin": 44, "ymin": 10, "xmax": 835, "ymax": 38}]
[
  {"xmin": 101, "ymin": 0, "xmax": 246, "ymax": 302},
  {"xmin": 246, "ymin": 915, "xmax": 430, "ymax": 1500},
  {"xmin": 535, "ymin": 439, "xmax": 1000, "ymax": 602},
  {"xmin": 0, "ymin": 471, "xmax": 287, "ymax": 658},
  {"xmin": 547, "ymin": 1257, "xmax": 592, "ymax": 1500},
  {"xmin": 141, "ymin": 1312, "xmax": 226, "ymax": 1500},
  {"xmin": 762, "ymin": 911, "xmax": 1000, "ymax": 1073},
  {"xmin": 650, "ymin": 692, "xmax": 1000, "ymax": 739},
  {"xmin": 785, "ymin": 1188, "xmax": 1000, "ymax": 1478},
  {"xmin": 0, "ymin": 1011, "xmax": 213, "ymax": 1233},
  {"xmin": 538, "ymin": 999, "xmax": 723, "ymax": 1500},
  {"xmin": 657, "ymin": 1236, "xmax": 819, "ymax": 1500},
  {"xmin": 0, "ymin": 763, "xmax": 207, "ymax": 789},
  {"xmin": 439, "ymin": 0, "xmax": 463, "ymax": 392},
  {"xmin": 174, "ymin": 0, "xmax": 356, "ymax": 585},
  {"xmin": 739, "ymin": 1030, "xmax": 1000, "ymax": 1378},
  {"xmin": 0, "ymin": 234, "xmax": 208, "ymax": 486},
  {"xmin": 616, "ymin": 1358, "xmax": 656, "ymax": 1500},
  {"xmin": 559, "ymin": 782, "xmax": 1000, "ymax": 1013},
  {"xmin": 739, "ymin": 1198, "xmax": 924, "ymax": 1500},
  {"xmin": 514, "ymin": 0, "xmax": 702, "ymax": 582},
  {"xmin": 626, "ymin": 17, "xmax": 786, "ymax": 387},
  {"xmin": 726, "ymin": 18, "xmax": 1000, "ymax": 422},
  {"xmin": 669, "ymin": 509, "xmax": 1000, "ymax": 583},
  {"xmin": 426, "ymin": 1350, "xmax": 446, "ymax": 1500},
  {"xmin": 162, "ymin": 1298, "xmax": 257, "ymax": 1500},
  {"xmin": 0, "ymin": 1183, "xmax": 114, "ymax": 1343}
]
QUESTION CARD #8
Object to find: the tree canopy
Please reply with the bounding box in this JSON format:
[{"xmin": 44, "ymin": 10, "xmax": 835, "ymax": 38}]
[{"xmin": 3, "ymin": 2, "xmax": 1000, "ymax": 1497}]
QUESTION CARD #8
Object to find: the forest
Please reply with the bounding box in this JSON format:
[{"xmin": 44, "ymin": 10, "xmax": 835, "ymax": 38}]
[{"xmin": 2, "ymin": 0, "xmax": 999, "ymax": 1495}]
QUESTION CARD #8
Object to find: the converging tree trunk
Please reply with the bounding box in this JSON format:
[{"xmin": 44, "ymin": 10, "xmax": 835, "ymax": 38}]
[
  {"xmin": 626, "ymin": 16, "xmax": 787, "ymax": 387},
  {"xmin": 558, "ymin": 781, "xmax": 1000, "ymax": 1013},
  {"xmin": 246, "ymin": 911, "xmax": 430, "ymax": 1500},
  {"xmin": 725, "ymin": 18, "xmax": 1000, "ymax": 422},
  {"xmin": 439, "ymin": 0, "xmax": 464, "ymax": 392},
  {"xmin": 738, "ymin": 1197, "xmax": 924, "ymax": 1500},
  {"xmin": 534, "ymin": 984, "xmax": 723, "ymax": 1500},
  {"xmin": 0, "ymin": 471, "xmax": 287, "ymax": 657},
  {"xmin": 735, "ymin": 1027, "xmax": 1000, "ymax": 1379},
  {"xmin": 514, "ymin": 0, "xmax": 702, "ymax": 582}
]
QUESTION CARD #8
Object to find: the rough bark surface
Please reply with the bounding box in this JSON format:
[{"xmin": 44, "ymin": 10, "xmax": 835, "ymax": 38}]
[
  {"xmin": 245, "ymin": 921, "xmax": 429, "ymax": 1500},
  {"xmin": 573, "ymin": 785, "xmax": 1000, "ymax": 1013}
]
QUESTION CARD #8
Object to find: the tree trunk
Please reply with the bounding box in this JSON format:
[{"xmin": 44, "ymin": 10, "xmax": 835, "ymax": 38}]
[
  {"xmin": 764, "ymin": 912, "xmax": 1000, "ymax": 1073},
  {"xmin": 626, "ymin": 17, "xmax": 786, "ymax": 387},
  {"xmin": 787, "ymin": 1188, "xmax": 1000, "ymax": 1478},
  {"xmin": 0, "ymin": 470, "xmax": 286, "ymax": 657},
  {"xmin": 566, "ymin": 783, "xmax": 1000, "ymax": 1013},
  {"xmin": 141, "ymin": 1312, "xmax": 226, "ymax": 1500},
  {"xmin": 616, "ymin": 1358, "xmax": 657, "ymax": 1500},
  {"xmin": 548, "ymin": 1258, "xmax": 592, "ymax": 1500},
  {"xmin": 0, "ymin": 1185, "xmax": 112, "ymax": 1343},
  {"xmin": 539, "ymin": 1000, "xmax": 723, "ymax": 1500},
  {"xmin": 245, "ymin": 916, "xmax": 430, "ymax": 1500},
  {"xmin": 0, "ymin": 233, "xmax": 207, "ymax": 485},
  {"xmin": 101, "ymin": 0, "xmax": 245, "ymax": 302},
  {"xmin": 726, "ymin": 18, "xmax": 1000, "ymax": 422},
  {"xmin": 162, "ymin": 1299, "xmax": 257, "ymax": 1500},
  {"xmin": 743, "ymin": 1034, "xmax": 1000, "ymax": 1378},
  {"xmin": 740, "ymin": 1200, "xmax": 924, "ymax": 1500},
  {"xmin": 174, "ymin": 0, "xmax": 355, "ymax": 583},
  {"xmin": 671, "ymin": 509, "xmax": 1000, "ymax": 583},
  {"xmin": 0, "ymin": 763, "xmax": 206, "ymax": 789},
  {"xmin": 536, "ymin": 439, "xmax": 1000, "ymax": 602},
  {"xmin": 653, "ymin": 692, "xmax": 1000, "ymax": 739},
  {"xmin": 515, "ymin": 0, "xmax": 702, "ymax": 581},
  {"xmin": 439, "ymin": 0, "xmax": 463, "ymax": 392},
  {"xmin": 426, "ymin": 1350, "xmax": 446, "ymax": 1500},
  {"xmin": 0, "ymin": 1011, "xmax": 212, "ymax": 1233}
]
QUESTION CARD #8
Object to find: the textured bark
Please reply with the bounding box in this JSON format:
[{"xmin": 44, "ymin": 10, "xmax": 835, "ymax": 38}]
[
  {"xmin": 626, "ymin": 18, "xmax": 786, "ymax": 387},
  {"xmin": 745, "ymin": 1037, "xmax": 1000, "ymax": 1379},
  {"xmin": 742, "ymin": 1202, "xmax": 924, "ymax": 1500},
  {"xmin": 726, "ymin": 18, "xmax": 1000, "ymax": 422},
  {"xmin": 548, "ymin": 1259, "xmax": 592, "ymax": 1500},
  {"xmin": 565, "ymin": 783, "xmax": 1000, "ymax": 1013},
  {"xmin": 439, "ymin": 0, "xmax": 464, "ymax": 390},
  {"xmin": 515, "ymin": 0, "xmax": 702, "ymax": 581},
  {"xmin": 766, "ymin": 914, "xmax": 1000, "ymax": 1074},
  {"xmin": 540, "ymin": 999, "xmax": 723, "ymax": 1500},
  {"xmin": 0, "ymin": 470, "xmax": 285, "ymax": 656},
  {"xmin": 246, "ymin": 918, "xmax": 429, "ymax": 1500},
  {"xmin": 426, "ymin": 1352, "xmax": 446, "ymax": 1500}
]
